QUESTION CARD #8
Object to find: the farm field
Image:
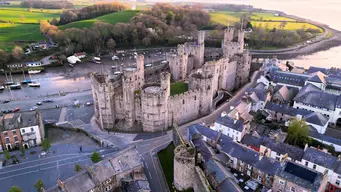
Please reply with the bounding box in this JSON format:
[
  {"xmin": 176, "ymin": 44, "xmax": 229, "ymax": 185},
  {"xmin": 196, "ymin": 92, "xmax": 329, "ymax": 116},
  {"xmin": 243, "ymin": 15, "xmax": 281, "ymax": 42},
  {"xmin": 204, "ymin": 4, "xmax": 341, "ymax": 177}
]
[
  {"xmin": 0, "ymin": 8, "xmax": 60, "ymax": 23},
  {"xmin": 60, "ymin": 10, "xmax": 139, "ymax": 29},
  {"xmin": 0, "ymin": 23, "xmax": 43, "ymax": 50},
  {"xmin": 210, "ymin": 11, "xmax": 322, "ymax": 31}
]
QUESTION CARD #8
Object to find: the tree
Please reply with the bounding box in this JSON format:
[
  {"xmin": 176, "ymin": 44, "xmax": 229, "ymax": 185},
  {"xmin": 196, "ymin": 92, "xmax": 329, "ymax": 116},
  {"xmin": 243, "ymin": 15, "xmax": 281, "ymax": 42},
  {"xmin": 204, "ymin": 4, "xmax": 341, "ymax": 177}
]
[
  {"xmin": 4, "ymin": 150, "xmax": 10, "ymax": 160},
  {"xmin": 34, "ymin": 179, "xmax": 45, "ymax": 192},
  {"xmin": 11, "ymin": 46, "xmax": 24, "ymax": 60},
  {"xmin": 20, "ymin": 146, "xmax": 25, "ymax": 156},
  {"xmin": 0, "ymin": 49, "xmax": 9, "ymax": 69},
  {"xmin": 106, "ymin": 38, "xmax": 116, "ymax": 52},
  {"xmin": 91, "ymin": 152, "xmax": 101, "ymax": 163},
  {"xmin": 279, "ymin": 21, "xmax": 287, "ymax": 29},
  {"xmin": 286, "ymin": 118, "xmax": 309, "ymax": 146},
  {"xmin": 41, "ymin": 139, "xmax": 51, "ymax": 151},
  {"xmin": 142, "ymin": 37, "xmax": 151, "ymax": 47},
  {"xmin": 74, "ymin": 164, "xmax": 82, "ymax": 172},
  {"xmin": 9, "ymin": 186, "xmax": 22, "ymax": 192}
]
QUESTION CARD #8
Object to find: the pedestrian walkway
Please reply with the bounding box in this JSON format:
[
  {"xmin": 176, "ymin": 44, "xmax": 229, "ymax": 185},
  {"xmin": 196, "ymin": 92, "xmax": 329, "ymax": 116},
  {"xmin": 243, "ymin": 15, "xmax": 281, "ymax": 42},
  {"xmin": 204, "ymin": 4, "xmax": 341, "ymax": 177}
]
[{"xmin": 58, "ymin": 107, "xmax": 67, "ymax": 123}]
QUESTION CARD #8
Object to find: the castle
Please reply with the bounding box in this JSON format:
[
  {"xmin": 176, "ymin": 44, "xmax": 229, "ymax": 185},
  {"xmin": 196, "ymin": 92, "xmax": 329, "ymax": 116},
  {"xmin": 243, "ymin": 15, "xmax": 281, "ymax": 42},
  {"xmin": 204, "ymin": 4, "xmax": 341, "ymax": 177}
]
[{"xmin": 91, "ymin": 28, "xmax": 251, "ymax": 132}]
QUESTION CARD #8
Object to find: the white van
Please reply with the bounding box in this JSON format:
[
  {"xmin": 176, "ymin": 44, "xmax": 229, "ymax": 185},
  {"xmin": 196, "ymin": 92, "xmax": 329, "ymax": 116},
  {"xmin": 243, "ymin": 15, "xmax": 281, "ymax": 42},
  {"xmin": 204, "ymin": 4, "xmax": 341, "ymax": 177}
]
[{"xmin": 112, "ymin": 55, "xmax": 119, "ymax": 60}]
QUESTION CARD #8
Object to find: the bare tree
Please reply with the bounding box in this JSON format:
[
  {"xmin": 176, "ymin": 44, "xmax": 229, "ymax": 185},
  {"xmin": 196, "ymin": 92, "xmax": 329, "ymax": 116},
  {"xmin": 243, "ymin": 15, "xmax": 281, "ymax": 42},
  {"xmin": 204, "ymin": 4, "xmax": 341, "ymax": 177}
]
[
  {"xmin": 12, "ymin": 46, "xmax": 24, "ymax": 61},
  {"xmin": 106, "ymin": 38, "xmax": 116, "ymax": 52}
]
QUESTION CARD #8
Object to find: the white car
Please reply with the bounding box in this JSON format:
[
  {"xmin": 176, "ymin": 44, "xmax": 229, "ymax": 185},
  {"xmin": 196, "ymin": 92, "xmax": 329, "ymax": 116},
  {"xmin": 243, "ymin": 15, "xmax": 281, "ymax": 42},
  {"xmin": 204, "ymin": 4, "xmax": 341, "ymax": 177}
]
[
  {"xmin": 145, "ymin": 63, "xmax": 153, "ymax": 67},
  {"xmin": 161, "ymin": 60, "xmax": 168, "ymax": 64},
  {"xmin": 114, "ymin": 71, "xmax": 122, "ymax": 75},
  {"xmin": 112, "ymin": 56, "xmax": 119, "ymax": 60},
  {"xmin": 30, "ymin": 106, "xmax": 38, "ymax": 111}
]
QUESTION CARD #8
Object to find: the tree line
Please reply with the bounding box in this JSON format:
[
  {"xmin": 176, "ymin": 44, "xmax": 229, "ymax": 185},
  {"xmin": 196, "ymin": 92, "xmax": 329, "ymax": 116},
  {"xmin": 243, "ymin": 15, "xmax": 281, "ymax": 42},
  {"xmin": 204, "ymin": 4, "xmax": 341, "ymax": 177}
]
[
  {"xmin": 44, "ymin": 3, "xmax": 210, "ymax": 55},
  {"xmin": 58, "ymin": 2, "xmax": 129, "ymax": 25},
  {"xmin": 20, "ymin": 0, "xmax": 73, "ymax": 9}
]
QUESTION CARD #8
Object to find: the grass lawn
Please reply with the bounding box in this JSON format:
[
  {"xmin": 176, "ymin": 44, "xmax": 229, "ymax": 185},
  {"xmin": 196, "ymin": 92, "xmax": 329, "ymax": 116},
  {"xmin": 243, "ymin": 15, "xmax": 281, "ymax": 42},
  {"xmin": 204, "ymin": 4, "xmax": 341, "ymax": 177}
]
[
  {"xmin": 60, "ymin": 10, "xmax": 139, "ymax": 30},
  {"xmin": 0, "ymin": 23, "xmax": 43, "ymax": 50},
  {"xmin": 210, "ymin": 13, "xmax": 239, "ymax": 26},
  {"xmin": 170, "ymin": 82, "xmax": 188, "ymax": 96},
  {"xmin": 0, "ymin": 8, "xmax": 60, "ymax": 23},
  {"xmin": 251, "ymin": 21, "xmax": 323, "ymax": 31},
  {"xmin": 250, "ymin": 12, "xmax": 295, "ymax": 21}
]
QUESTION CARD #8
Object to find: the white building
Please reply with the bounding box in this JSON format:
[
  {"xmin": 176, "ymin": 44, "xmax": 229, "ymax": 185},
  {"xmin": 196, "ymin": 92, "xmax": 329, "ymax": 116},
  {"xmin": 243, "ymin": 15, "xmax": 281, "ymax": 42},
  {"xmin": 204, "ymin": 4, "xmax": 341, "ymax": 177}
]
[
  {"xmin": 299, "ymin": 146, "xmax": 341, "ymax": 191},
  {"xmin": 20, "ymin": 125, "xmax": 42, "ymax": 148},
  {"xmin": 212, "ymin": 113, "xmax": 246, "ymax": 142}
]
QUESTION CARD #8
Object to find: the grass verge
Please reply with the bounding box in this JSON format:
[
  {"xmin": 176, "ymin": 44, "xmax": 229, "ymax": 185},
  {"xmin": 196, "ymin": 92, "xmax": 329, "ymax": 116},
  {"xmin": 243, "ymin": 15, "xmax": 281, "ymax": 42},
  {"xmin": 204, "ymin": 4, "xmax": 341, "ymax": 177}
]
[{"xmin": 170, "ymin": 82, "xmax": 188, "ymax": 96}]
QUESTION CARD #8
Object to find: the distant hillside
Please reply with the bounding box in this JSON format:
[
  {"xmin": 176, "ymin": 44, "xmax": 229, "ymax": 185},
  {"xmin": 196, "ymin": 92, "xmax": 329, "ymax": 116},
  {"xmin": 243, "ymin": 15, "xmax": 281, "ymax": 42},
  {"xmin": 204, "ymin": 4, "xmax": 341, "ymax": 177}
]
[{"xmin": 59, "ymin": 10, "xmax": 139, "ymax": 30}]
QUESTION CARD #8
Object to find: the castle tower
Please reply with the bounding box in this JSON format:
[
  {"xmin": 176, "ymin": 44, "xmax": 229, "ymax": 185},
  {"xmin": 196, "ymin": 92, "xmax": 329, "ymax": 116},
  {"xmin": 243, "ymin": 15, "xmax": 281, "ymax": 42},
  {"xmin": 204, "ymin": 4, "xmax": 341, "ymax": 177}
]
[
  {"xmin": 141, "ymin": 72, "xmax": 170, "ymax": 132},
  {"xmin": 197, "ymin": 31, "xmax": 205, "ymax": 68},
  {"xmin": 173, "ymin": 144, "xmax": 195, "ymax": 191},
  {"xmin": 178, "ymin": 44, "xmax": 188, "ymax": 80},
  {"xmin": 238, "ymin": 29, "xmax": 245, "ymax": 51},
  {"xmin": 123, "ymin": 68, "xmax": 137, "ymax": 128},
  {"xmin": 136, "ymin": 54, "xmax": 145, "ymax": 88},
  {"xmin": 235, "ymin": 50, "xmax": 251, "ymax": 88},
  {"xmin": 223, "ymin": 28, "xmax": 234, "ymax": 45}
]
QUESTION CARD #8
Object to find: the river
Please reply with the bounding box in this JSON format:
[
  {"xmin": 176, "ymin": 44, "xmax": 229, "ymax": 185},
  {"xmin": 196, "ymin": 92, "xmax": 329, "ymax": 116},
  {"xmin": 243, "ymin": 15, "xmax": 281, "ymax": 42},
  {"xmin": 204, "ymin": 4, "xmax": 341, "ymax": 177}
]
[{"xmin": 191, "ymin": 0, "xmax": 341, "ymax": 69}]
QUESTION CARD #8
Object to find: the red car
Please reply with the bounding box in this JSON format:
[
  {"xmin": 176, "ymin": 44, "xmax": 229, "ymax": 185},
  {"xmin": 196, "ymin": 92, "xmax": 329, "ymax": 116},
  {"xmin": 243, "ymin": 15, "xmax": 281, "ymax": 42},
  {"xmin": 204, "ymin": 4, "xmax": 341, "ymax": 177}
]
[{"xmin": 13, "ymin": 108, "xmax": 20, "ymax": 112}]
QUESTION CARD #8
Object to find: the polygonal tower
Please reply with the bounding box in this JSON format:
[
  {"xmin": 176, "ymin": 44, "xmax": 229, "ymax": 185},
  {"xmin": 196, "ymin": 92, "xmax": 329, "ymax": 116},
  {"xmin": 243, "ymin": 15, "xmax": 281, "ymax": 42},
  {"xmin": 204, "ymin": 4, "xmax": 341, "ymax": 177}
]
[
  {"xmin": 122, "ymin": 68, "xmax": 137, "ymax": 128},
  {"xmin": 136, "ymin": 54, "xmax": 145, "ymax": 88},
  {"xmin": 197, "ymin": 31, "xmax": 205, "ymax": 68}
]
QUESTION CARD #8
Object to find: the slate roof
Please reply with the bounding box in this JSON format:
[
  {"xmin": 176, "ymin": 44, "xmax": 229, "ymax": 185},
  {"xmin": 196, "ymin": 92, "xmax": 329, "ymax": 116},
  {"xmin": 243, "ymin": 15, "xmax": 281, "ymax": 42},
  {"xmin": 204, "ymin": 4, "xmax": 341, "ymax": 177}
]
[
  {"xmin": 270, "ymin": 71, "xmax": 310, "ymax": 87},
  {"xmin": 276, "ymin": 161, "xmax": 323, "ymax": 191},
  {"xmin": 245, "ymin": 87, "xmax": 267, "ymax": 102},
  {"xmin": 307, "ymin": 72, "xmax": 326, "ymax": 84},
  {"xmin": 187, "ymin": 124, "xmax": 220, "ymax": 141},
  {"xmin": 294, "ymin": 84, "xmax": 339, "ymax": 111},
  {"xmin": 192, "ymin": 138, "xmax": 215, "ymax": 162},
  {"xmin": 255, "ymin": 82, "xmax": 266, "ymax": 90},
  {"xmin": 306, "ymin": 67, "xmax": 328, "ymax": 75},
  {"xmin": 0, "ymin": 112, "xmax": 39, "ymax": 131},
  {"xmin": 304, "ymin": 112, "xmax": 329, "ymax": 126},
  {"xmin": 309, "ymin": 127, "xmax": 341, "ymax": 147},
  {"xmin": 303, "ymin": 147, "xmax": 338, "ymax": 170},
  {"xmin": 241, "ymin": 134, "xmax": 263, "ymax": 148},
  {"xmin": 204, "ymin": 159, "xmax": 234, "ymax": 184},
  {"xmin": 254, "ymin": 156, "xmax": 281, "ymax": 175},
  {"xmin": 216, "ymin": 115, "xmax": 244, "ymax": 132},
  {"xmin": 264, "ymin": 102, "xmax": 311, "ymax": 117},
  {"xmin": 262, "ymin": 137, "xmax": 305, "ymax": 161},
  {"xmin": 126, "ymin": 180, "xmax": 150, "ymax": 192},
  {"xmin": 216, "ymin": 178, "xmax": 243, "ymax": 192}
]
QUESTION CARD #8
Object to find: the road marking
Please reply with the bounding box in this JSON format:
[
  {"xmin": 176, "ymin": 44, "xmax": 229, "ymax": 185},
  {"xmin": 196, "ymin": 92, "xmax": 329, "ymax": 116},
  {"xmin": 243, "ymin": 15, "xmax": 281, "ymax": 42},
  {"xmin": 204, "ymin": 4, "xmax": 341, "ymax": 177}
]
[
  {"xmin": 58, "ymin": 107, "xmax": 67, "ymax": 122},
  {"xmin": 0, "ymin": 169, "xmax": 39, "ymax": 180},
  {"xmin": 148, "ymin": 171, "xmax": 152, "ymax": 179}
]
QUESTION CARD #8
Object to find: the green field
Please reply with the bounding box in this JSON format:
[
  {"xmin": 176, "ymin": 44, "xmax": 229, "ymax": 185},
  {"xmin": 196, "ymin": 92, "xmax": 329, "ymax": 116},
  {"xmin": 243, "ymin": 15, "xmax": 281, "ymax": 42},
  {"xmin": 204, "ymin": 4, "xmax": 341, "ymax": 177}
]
[
  {"xmin": 0, "ymin": 23, "xmax": 43, "ymax": 50},
  {"xmin": 0, "ymin": 8, "xmax": 60, "ymax": 23},
  {"xmin": 60, "ymin": 10, "xmax": 139, "ymax": 29},
  {"xmin": 170, "ymin": 82, "xmax": 189, "ymax": 96}
]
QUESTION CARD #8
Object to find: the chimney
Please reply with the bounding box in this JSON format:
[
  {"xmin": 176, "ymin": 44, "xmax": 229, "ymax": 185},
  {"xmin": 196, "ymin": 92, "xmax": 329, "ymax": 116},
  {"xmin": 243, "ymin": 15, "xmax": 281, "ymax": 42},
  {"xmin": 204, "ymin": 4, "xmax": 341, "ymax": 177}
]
[
  {"xmin": 259, "ymin": 153, "xmax": 263, "ymax": 161},
  {"xmin": 236, "ymin": 112, "xmax": 240, "ymax": 120},
  {"xmin": 304, "ymin": 143, "xmax": 309, "ymax": 151}
]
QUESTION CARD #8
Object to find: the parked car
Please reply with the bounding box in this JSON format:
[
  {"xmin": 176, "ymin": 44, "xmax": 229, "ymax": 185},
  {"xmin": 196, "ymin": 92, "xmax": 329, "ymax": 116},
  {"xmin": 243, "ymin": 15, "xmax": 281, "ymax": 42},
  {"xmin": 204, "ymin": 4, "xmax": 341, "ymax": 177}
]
[
  {"xmin": 43, "ymin": 99, "xmax": 54, "ymax": 103},
  {"xmin": 3, "ymin": 100, "xmax": 10, "ymax": 104},
  {"xmin": 30, "ymin": 106, "xmax": 38, "ymax": 111},
  {"xmin": 37, "ymin": 102, "xmax": 42, "ymax": 105},
  {"xmin": 112, "ymin": 55, "xmax": 119, "ymax": 60},
  {"xmin": 13, "ymin": 108, "xmax": 20, "ymax": 112},
  {"xmin": 86, "ymin": 101, "xmax": 92, "ymax": 106}
]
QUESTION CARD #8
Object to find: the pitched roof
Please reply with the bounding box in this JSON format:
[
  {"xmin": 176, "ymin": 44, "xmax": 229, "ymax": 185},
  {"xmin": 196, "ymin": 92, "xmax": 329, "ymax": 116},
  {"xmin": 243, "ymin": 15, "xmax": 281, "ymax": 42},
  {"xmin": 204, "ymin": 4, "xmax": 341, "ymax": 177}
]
[
  {"xmin": 303, "ymin": 147, "xmax": 338, "ymax": 170},
  {"xmin": 264, "ymin": 102, "xmax": 311, "ymax": 117},
  {"xmin": 306, "ymin": 67, "xmax": 328, "ymax": 75},
  {"xmin": 307, "ymin": 71, "xmax": 326, "ymax": 84},
  {"xmin": 262, "ymin": 137, "xmax": 305, "ymax": 161},
  {"xmin": 309, "ymin": 127, "xmax": 341, "ymax": 147},
  {"xmin": 192, "ymin": 138, "xmax": 215, "ymax": 162},
  {"xmin": 294, "ymin": 84, "xmax": 339, "ymax": 111},
  {"xmin": 304, "ymin": 112, "xmax": 329, "ymax": 127},
  {"xmin": 215, "ymin": 115, "xmax": 244, "ymax": 132},
  {"xmin": 270, "ymin": 71, "xmax": 310, "ymax": 87},
  {"xmin": 245, "ymin": 87, "xmax": 267, "ymax": 102},
  {"xmin": 241, "ymin": 134, "xmax": 263, "ymax": 148},
  {"xmin": 276, "ymin": 161, "xmax": 323, "ymax": 191},
  {"xmin": 216, "ymin": 179, "xmax": 243, "ymax": 192},
  {"xmin": 187, "ymin": 124, "xmax": 220, "ymax": 141},
  {"xmin": 254, "ymin": 156, "xmax": 281, "ymax": 175}
]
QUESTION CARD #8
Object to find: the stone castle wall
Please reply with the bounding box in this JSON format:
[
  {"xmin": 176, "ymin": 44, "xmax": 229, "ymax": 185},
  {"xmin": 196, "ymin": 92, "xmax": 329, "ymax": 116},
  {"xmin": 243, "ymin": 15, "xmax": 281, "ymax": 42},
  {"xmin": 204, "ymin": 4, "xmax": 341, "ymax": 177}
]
[{"xmin": 173, "ymin": 145, "xmax": 195, "ymax": 191}]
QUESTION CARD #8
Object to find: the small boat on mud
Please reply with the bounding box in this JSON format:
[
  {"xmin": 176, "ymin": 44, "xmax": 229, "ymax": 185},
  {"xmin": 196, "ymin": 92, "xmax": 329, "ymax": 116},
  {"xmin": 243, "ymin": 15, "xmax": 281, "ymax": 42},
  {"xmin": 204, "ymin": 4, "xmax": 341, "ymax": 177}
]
[
  {"xmin": 28, "ymin": 70, "xmax": 41, "ymax": 74},
  {"xmin": 28, "ymin": 82, "xmax": 40, "ymax": 87},
  {"xmin": 10, "ymin": 83, "xmax": 21, "ymax": 90}
]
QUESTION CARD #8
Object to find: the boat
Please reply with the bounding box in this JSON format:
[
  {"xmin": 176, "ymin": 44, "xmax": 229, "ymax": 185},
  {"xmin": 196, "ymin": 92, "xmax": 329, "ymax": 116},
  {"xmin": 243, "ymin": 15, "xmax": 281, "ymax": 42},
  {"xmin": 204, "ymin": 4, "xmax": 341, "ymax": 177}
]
[
  {"xmin": 21, "ymin": 78, "xmax": 32, "ymax": 84},
  {"xmin": 0, "ymin": 86, "xmax": 4, "ymax": 91},
  {"xmin": 10, "ymin": 83, "xmax": 21, "ymax": 90},
  {"xmin": 28, "ymin": 70, "xmax": 41, "ymax": 74},
  {"xmin": 28, "ymin": 82, "xmax": 40, "ymax": 87},
  {"xmin": 4, "ymin": 81, "xmax": 13, "ymax": 85}
]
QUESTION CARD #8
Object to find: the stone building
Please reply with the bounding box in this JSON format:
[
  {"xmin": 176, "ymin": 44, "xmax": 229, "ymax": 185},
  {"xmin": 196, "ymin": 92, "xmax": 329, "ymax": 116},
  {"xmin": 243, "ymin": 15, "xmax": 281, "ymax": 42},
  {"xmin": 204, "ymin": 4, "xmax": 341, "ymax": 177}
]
[{"xmin": 91, "ymin": 28, "xmax": 251, "ymax": 132}]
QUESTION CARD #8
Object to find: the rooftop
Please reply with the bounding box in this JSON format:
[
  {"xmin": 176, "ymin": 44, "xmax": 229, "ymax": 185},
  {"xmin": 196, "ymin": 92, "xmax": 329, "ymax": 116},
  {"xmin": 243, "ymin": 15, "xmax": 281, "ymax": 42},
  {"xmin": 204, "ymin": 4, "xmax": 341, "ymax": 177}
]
[
  {"xmin": 262, "ymin": 137, "xmax": 304, "ymax": 161},
  {"xmin": 215, "ymin": 115, "xmax": 244, "ymax": 132},
  {"xmin": 270, "ymin": 71, "xmax": 310, "ymax": 87},
  {"xmin": 303, "ymin": 147, "xmax": 337, "ymax": 170},
  {"xmin": 264, "ymin": 102, "xmax": 311, "ymax": 117},
  {"xmin": 306, "ymin": 67, "xmax": 328, "ymax": 75},
  {"xmin": 0, "ymin": 112, "xmax": 40, "ymax": 131},
  {"xmin": 294, "ymin": 84, "xmax": 339, "ymax": 111},
  {"xmin": 277, "ymin": 161, "xmax": 323, "ymax": 191},
  {"xmin": 304, "ymin": 112, "xmax": 329, "ymax": 127},
  {"xmin": 307, "ymin": 72, "xmax": 327, "ymax": 84}
]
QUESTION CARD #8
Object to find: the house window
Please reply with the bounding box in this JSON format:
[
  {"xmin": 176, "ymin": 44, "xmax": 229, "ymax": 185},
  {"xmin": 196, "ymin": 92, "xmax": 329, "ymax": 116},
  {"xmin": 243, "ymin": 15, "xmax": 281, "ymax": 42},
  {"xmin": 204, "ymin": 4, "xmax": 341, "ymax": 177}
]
[
  {"xmin": 14, "ymin": 137, "xmax": 18, "ymax": 142},
  {"xmin": 22, "ymin": 129, "xmax": 25, "ymax": 133},
  {"xmin": 279, "ymin": 180, "xmax": 285, "ymax": 185},
  {"xmin": 290, "ymin": 187, "xmax": 296, "ymax": 192},
  {"xmin": 31, "ymin": 128, "xmax": 34, "ymax": 132},
  {"xmin": 4, "ymin": 132, "xmax": 8, "ymax": 137},
  {"xmin": 336, "ymin": 180, "xmax": 340, "ymax": 186},
  {"xmin": 313, "ymin": 164, "xmax": 317, "ymax": 169},
  {"xmin": 338, "ymin": 175, "xmax": 341, "ymax": 179},
  {"xmin": 5, "ymin": 138, "xmax": 10, "ymax": 144},
  {"xmin": 12, "ymin": 130, "xmax": 16, "ymax": 135},
  {"xmin": 276, "ymin": 157, "xmax": 280, "ymax": 161},
  {"xmin": 305, "ymin": 161, "xmax": 308, "ymax": 166}
]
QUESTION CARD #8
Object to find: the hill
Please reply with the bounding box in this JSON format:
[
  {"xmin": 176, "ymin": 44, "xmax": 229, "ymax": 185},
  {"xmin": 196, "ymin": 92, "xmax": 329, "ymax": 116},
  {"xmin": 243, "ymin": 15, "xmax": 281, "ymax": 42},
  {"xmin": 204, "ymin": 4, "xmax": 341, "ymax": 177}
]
[
  {"xmin": 0, "ymin": 8, "xmax": 60, "ymax": 23},
  {"xmin": 59, "ymin": 10, "xmax": 139, "ymax": 30}
]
